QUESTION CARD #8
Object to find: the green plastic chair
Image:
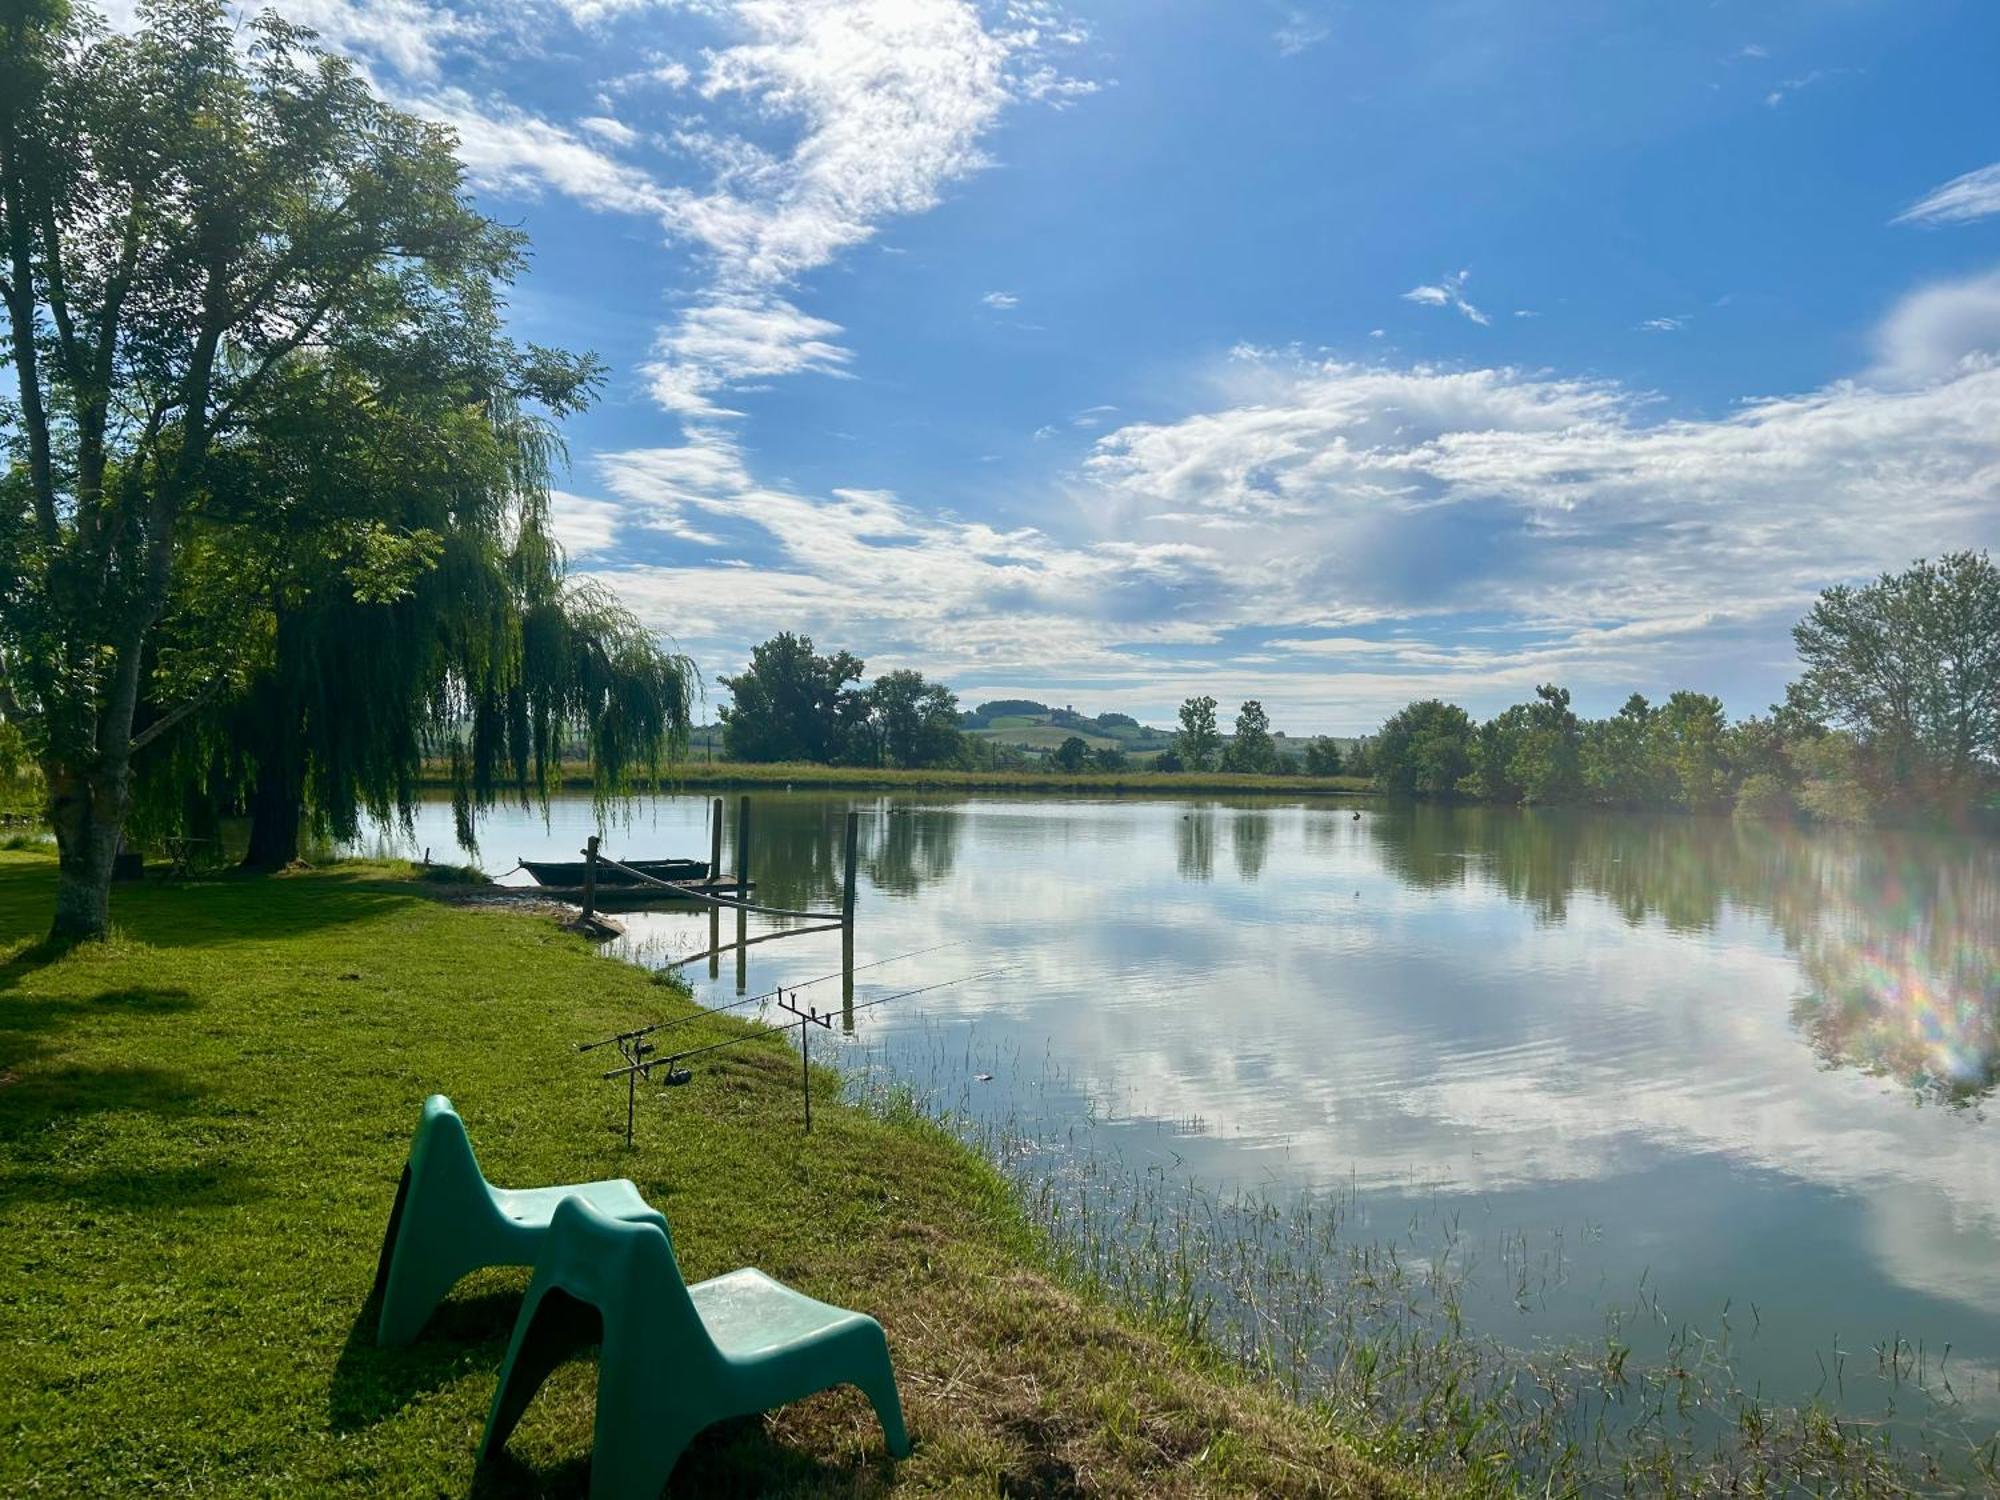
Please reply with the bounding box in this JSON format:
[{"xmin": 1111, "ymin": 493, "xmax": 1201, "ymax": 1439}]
[
  {"xmin": 372, "ymin": 1094, "xmax": 667, "ymax": 1347},
  {"xmin": 479, "ymin": 1196, "xmax": 910, "ymax": 1496}
]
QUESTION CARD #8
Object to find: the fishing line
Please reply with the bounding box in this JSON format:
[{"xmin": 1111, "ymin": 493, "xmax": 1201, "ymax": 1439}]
[
  {"xmin": 577, "ymin": 940, "xmax": 969, "ymax": 1051},
  {"xmin": 597, "ymin": 968, "xmax": 1015, "ymax": 1078}
]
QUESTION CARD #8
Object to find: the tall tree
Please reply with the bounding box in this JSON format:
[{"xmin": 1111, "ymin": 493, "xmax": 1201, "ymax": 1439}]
[
  {"xmin": 866, "ymin": 669, "xmax": 961, "ymax": 770},
  {"xmin": 1301, "ymin": 736, "xmax": 1345, "ymax": 777},
  {"xmin": 717, "ymin": 633, "xmax": 867, "ymax": 764},
  {"xmin": 1582, "ymin": 694, "xmax": 1662, "ymax": 807},
  {"xmin": 1789, "ymin": 551, "xmax": 2000, "ymax": 799},
  {"xmin": 1223, "ymin": 699, "xmax": 1276, "ymax": 773},
  {"xmin": 1372, "ymin": 699, "xmax": 1474, "ymax": 797},
  {"xmin": 1175, "ymin": 695, "xmax": 1221, "ymax": 772},
  {"xmin": 1, "ymin": 0, "xmax": 532, "ymax": 938},
  {"xmin": 124, "ymin": 300, "xmax": 688, "ymax": 867},
  {"xmin": 1655, "ymin": 691, "xmax": 1729, "ymax": 811}
]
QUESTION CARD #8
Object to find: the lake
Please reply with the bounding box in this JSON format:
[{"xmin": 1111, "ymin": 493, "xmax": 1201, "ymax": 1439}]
[{"xmin": 371, "ymin": 790, "xmax": 2000, "ymax": 1468}]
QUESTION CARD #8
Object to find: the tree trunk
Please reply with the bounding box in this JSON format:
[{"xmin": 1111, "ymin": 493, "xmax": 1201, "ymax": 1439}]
[
  {"xmin": 242, "ymin": 751, "xmax": 304, "ymax": 869},
  {"xmin": 47, "ymin": 765, "xmax": 127, "ymax": 944}
]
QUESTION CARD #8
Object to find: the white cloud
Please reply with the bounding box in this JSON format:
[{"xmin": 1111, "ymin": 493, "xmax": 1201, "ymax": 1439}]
[
  {"xmin": 574, "ymin": 271, "xmax": 2000, "ymax": 726},
  {"xmin": 548, "ymin": 492, "xmax": 625, "ymax": 558},
  {"xmin": 1638, "ymin": 315, "xmax": 1686, "ymax": 332},
  {"xmin": 1764, "ymin": 67, "xmax": 1849, "ymax": 108},
  {"xmin": 643, "ymin": 294, "xmax": 853, "ymax": 415},
  {"xmin": 982, "ymin": 290, "xmax": 1021, "ymax": 309},
  {"xmin": 633, "ymin": 0, "xmax": 1089, "ymax": 413},
  {"xmin": 1894, "ymin": 162, "xmax": 2000, "ymax": 227},
  {"xmin": 1403, "ymin": 269, "xmax": 1490, "ymax": 325},
  {"xmin": 411, "ymin": 89, "xmax": 672, "ymax": 216},
  {"xmin": 1870, "ymin": 269, "xmax": 2000, "ymax": 385},
  {"xmin": 577, "ymin": 114, "xmax": 641, "ymax": 148},
  {"xmin": 1274, "ymin": 9, "xmax": 1329, "ymax": 57}
]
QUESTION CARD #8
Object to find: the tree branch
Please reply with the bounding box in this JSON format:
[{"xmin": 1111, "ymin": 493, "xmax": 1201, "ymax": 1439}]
[{"xmin": 128, "ymin": 677, "xmax": 226, "ymax": 755}]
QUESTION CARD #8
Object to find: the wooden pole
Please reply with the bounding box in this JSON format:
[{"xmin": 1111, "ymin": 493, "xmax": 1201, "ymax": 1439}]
[
  {"xmin": 581, "ymin": 834, "xmax": 600, "ymax": 926},
  {"xmin": 735, "ymin": 904, "xmax": 747, "ymax": 993},
  {"xmin": 841, "ymin": 809, "xmax": 858, "ymax": 1032},
  {"xmin": 709, "ymin": 797, "xmax": 723, "ymax": 979},
  {"xmin": 735, "ymin": 795, "xmax": 750, "ymax": 897}
]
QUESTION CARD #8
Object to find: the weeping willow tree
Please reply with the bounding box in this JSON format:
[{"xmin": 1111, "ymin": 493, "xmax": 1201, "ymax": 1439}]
[{"xmin": 131, "ymin": 297, "xmax": 691, "ymax": 866}]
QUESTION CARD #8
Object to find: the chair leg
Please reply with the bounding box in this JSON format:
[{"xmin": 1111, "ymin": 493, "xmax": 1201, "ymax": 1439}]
[
  {"xmin": 369, "ymin": 1166, "xmax": 412, "ymax": 1304},
  {"xmin": 855, "ymin": 1335, "xmax": 911, "ymax": 1458},
  {"xmin": 375, "ymin": 1247, "xmax": 468, "ymax": 1347},
  {"xmin": 480, "ymin": 1288, "xmax": 603, "ymax": 1464}
]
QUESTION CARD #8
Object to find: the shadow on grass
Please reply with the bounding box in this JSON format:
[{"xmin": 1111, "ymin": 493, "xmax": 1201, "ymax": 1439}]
[
  {"xmin": 0, "ymin": 858, "xmax": 423, "ymax": 957},
  {"xmin": 471, "ymin": 1415, "xmax": 891, "ymax": 1499},
  {"xmin": 0, "ymin": 1159, "xmax": 266, "ymax": 1210},
  {"xmin": 0, "ymin": 1061, "xmax": 211, "ymax": 1124},
  {"xmin": 328, "ymin": 1286, "xmax": 522, "ymax": 1433}
]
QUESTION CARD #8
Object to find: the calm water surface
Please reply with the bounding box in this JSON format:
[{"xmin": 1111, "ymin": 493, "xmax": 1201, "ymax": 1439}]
[{"xmin": 377, "ymin": 792, "xmax": 2000, "ymax": 1434}]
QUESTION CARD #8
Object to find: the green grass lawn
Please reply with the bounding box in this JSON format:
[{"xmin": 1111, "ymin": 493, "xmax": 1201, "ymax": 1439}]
[{"xmin": 0, "ymin": 854, "xmax": 1418, "ymax": 1497}]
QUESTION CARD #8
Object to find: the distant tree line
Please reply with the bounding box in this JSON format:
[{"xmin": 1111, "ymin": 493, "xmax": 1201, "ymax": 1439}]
[
  {"xmin": 718, "ymin": 634, "xmax": 988, "ymax": 770},
  {"xmin": 1364, "ymin": 553, "xmax": 2000, "ymax": 825}
]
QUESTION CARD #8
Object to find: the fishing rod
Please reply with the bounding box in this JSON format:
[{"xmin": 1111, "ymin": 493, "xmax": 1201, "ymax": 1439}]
[
  {"xmin": 595, "ymin": 965, "xmax": 1011, "ymax": 1142},
  {"xmin": 577, "ymin": 940, "xmax": 966, "ymax": 1053},
  {"xmin": 597, "ymin": 969, "xmax": 1011, "ymax": 1082}
]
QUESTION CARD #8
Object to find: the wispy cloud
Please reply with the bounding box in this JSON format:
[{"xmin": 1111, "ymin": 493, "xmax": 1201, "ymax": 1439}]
[
  {"xmin": 1403, "ymin": 269, "xmax": 1490, "ymax": 325},
  {"xmin": 1764, "ymin": 67, "xmax": 1850, "ymax": 108},
  {"xmin": 1894, "ymin": 162, "xmax": 2000, "ymax": 226},
  {"xmin": 1637, "ymin": 315, "xmax": 1686, "ymax": 333},
  {"xmin": 633, "ymin": 0, "xmax": 1091, "ymax": 415},
  {"xmin": 410, "ymin": 89, "xmax": 672, "ymax": 216},
  {"xmin": 1274, "ymin": 9, "xmax": 1330, "ymax": 57},
  {"xmin": 982, "ymin": 290, "xmax": 1021, "ymax": 309}
]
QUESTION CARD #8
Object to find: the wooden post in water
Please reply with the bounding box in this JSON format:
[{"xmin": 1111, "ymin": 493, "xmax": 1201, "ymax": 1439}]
[
  {"xmin": 841, "ymin": 810, "xmax": 859, "ymax": 1032},
  {"xmin": 707, "ymin": 798, "xmax": 723, "ymax": 980},
  {"xmin": 734, "ymin": 795, "xmax": 751, "ymax": 990},
  {"xmin": 734, "ymin": 795, "xmax": 750, "ymax": 897},
  {"xmin": 580, "ymin": 835, "xmax": 600, "ymax": 926}
]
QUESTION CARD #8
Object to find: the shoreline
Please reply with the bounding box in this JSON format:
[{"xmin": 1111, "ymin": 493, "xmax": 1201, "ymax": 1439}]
[
  {"xmin": 0, "ymin": 852, "xmax": 1419, "ymax": 1497},
  {"xmin": 423, "ymin": 760, "xmax": 1378, "ymax": 798}
]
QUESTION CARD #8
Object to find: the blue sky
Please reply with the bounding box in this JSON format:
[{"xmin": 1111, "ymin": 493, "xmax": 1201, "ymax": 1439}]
[{"xmin": 138, "ymin": 0, "xmax": 2000, "ymax": 731}]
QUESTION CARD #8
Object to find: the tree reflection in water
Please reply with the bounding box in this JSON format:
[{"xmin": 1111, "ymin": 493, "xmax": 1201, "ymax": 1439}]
[{"xmin": 1363, "ymin": 805, "xmax": 1999, "ymax": 1106}]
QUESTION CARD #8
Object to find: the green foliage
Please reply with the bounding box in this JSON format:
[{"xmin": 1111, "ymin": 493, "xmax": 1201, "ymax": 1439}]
[
  {"xmin": 1302, "ymin": 737, "xmax": 1345, "ymax": 777},
  {"xmin": 867, "ymin": 670, "xmax": 962, "ymax": 770},
  {"xmin": 1581, "ymin": 695, "xmax": 1664, "ymax": 807},
  {"xmin": 1090, "ymin": 746, "xmax": 1128, "ymax": 772},
  {"xmin": 1372, "ymin": 700, "xmax": 1475, "ymax": 797},
  {"xmin": 717, "ymin": 633, "xmax": 867, "ymax": 764},
  {"xmin": 1733, "ymin": 772, "xmax": 1795, "ymax": 822},
  {"xmin": 1790, "ymin": 550, "xmax": 2000, "ymax": 805},
  {"xmin": 1656, "ymin": 691, "xmax": 1729, "ymax": 811},
  {"xmin": 1175, "ymin": 696, "xmax": 1222, "ymax": 772},
  {"xmin": 1792, "ymin": 731, "xmax": 1878, "ymax": 825},
  {"xmin": 0, "ymin": 0, "xmax": 603, "ymax": 935},
  {"xmin": 1052, "ymin": 735, "xmax": 1090, "ymax": 772},
  {"xmin": 1221, "ymin": 700, "xmax": 1277, "ymax": 774},
  {"xmin": 970, "ymin": 698, "xmax": 1049, "ymax": 722}
]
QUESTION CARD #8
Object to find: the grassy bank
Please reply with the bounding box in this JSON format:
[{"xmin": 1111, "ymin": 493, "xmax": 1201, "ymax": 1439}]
[
  {"xmin": 0, "ymin": 853, "xmax": 1420, "ymax": 1497},
  {"xmin": 428, "ymin": 759, "xmax": 1376, "ymax": 798}
]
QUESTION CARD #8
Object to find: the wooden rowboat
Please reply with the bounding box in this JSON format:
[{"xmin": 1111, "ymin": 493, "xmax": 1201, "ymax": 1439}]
[{"xmin": 519, "ymin": 857, "xmax": 709, "ymax": 887}]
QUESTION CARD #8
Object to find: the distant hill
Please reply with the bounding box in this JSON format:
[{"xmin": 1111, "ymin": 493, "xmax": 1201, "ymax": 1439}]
[{"xmin": 961, "ymin": 705, "xmax": 1177, "ymax": 759}]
